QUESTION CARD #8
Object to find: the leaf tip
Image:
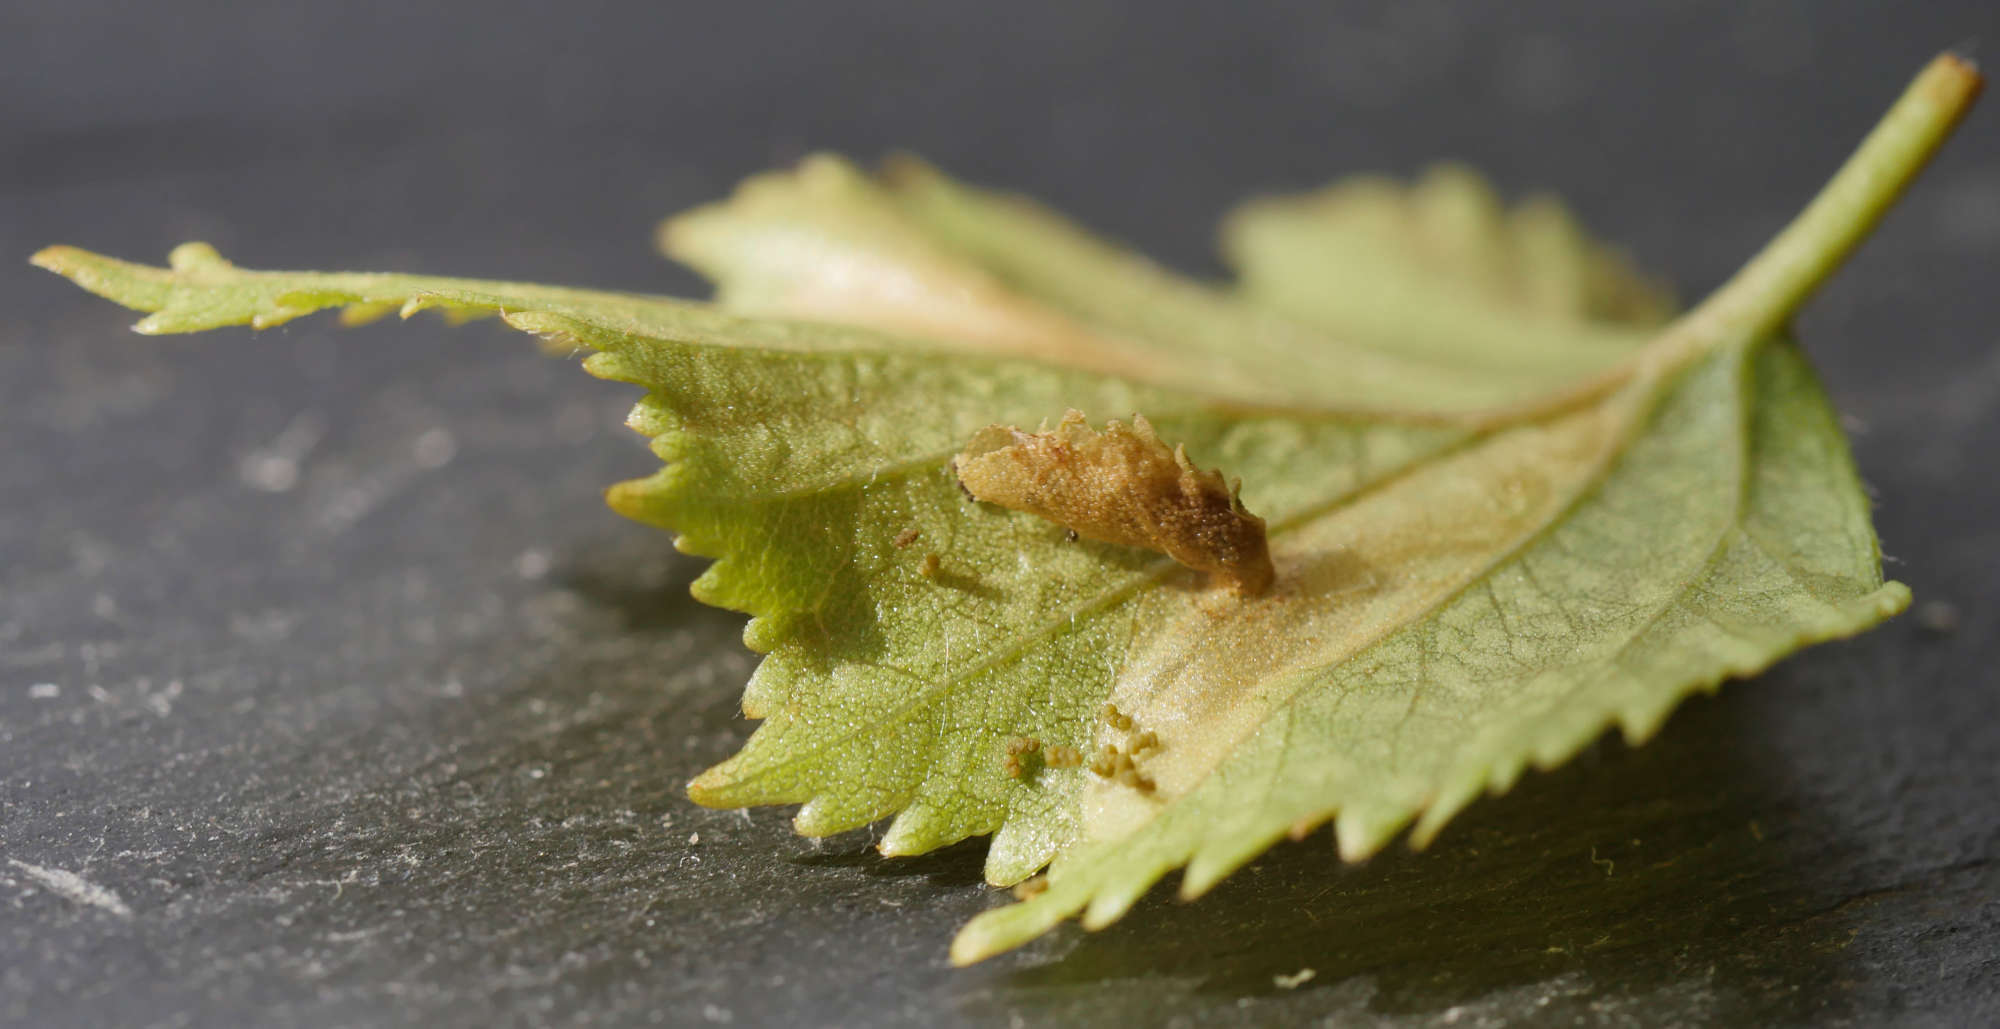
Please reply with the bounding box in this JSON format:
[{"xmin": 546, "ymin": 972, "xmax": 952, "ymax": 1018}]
[
  {"xmin": 398, "ymin": 295, "xmax": 440, "ymax": 320},
  {"xmin": 684, "ymin": 767, "xmax": 734, "ymax": 809},
  {"xmin": 947, "ymin": 923, "xmax": 1003, "ymax": 967},
  {"xmin": 337, "ymin": 300, "xmax": 398, "ymax": 327},
  {"xmin": 792, "ymin": 795, "xmax": 867, "ymax": 837},
  {"xmin": 28, "ymin": 244, "xmax": 80, "ymax": 274},
  {"xmin": 876, "ymin": 150, "xmax": 940, "ymax": 189},
  {"xmin": 166, "ymin": 240, "xmax": 230, "ymax": 273},
  {"xmin": 1876, "ymin": 580, "xmax": 1915, "ymax": 617},
  {"xmin": 654, "ymin": 209, "xmax": 698, "ymax": 266},
  {"xmin": 950, "ymin": 886, "xmax": 1082, "ymax": 966},
  {"xmin": 1177, "ymin": 853, "xmax": 1233, "ymax": 900},
  {"xmin": 1333, "ymin": 804, "xmax": 1414, "ymax": 863}
]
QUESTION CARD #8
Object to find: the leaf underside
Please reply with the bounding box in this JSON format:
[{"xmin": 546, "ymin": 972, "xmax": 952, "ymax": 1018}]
[{"xmin": 38, "ymin": 54, "xmax": 1972, "ymax": 961}]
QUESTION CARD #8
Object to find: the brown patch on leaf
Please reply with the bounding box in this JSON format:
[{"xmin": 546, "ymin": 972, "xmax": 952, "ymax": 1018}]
[
  {"xmin": 952, "ymin": 410, "xmax": 1274, "ymax": 595},
  {"xmin": 1088, "ymin": 741, "xmax": 1157, "ymax": 795},
  {"xmin": 893, "ymin": 527, "xmax": 921, "ymax": 548},
  {"xmin": 1003, "ymin": 736, "xmax": 1043, "ymax": 779}
]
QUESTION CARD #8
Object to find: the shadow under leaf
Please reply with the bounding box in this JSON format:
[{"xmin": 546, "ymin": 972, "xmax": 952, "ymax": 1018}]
[{"xmin": 984, "ymin": 675, "xmax": 1871, "ymax": 1025}]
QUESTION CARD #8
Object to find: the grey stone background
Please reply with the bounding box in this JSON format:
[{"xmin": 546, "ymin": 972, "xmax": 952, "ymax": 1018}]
[{"xmin": 3, "ymin": 1, "xmax": 1996, "ymax": 1025}]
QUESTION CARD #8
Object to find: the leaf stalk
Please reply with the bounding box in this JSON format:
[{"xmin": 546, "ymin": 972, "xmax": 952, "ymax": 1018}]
[{"xmin": 1686, "ymin": 52, "xmax": 1983, "ymax": 349}]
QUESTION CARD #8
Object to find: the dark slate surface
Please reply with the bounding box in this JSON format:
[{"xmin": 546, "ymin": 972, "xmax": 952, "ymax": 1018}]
[{"xmin": 4, "ymin": 2, "xmax": 1997, "ymax": 1025}]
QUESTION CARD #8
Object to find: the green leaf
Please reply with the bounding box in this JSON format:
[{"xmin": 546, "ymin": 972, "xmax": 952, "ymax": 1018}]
[
  {"xmin": 880, "ymin": 155, "xmax": 1672, "ymax": 376},
  {"xmin": 664, "ymin": 152, "xmax": 1602, "ymax": 411},
  {"xmin": 32, "ymin": 53, "xmax": 1978, "ymax": 965},
  {"xmin": 1220, "ymin": 162, "xmax": 1674, "ymax": 363}
]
